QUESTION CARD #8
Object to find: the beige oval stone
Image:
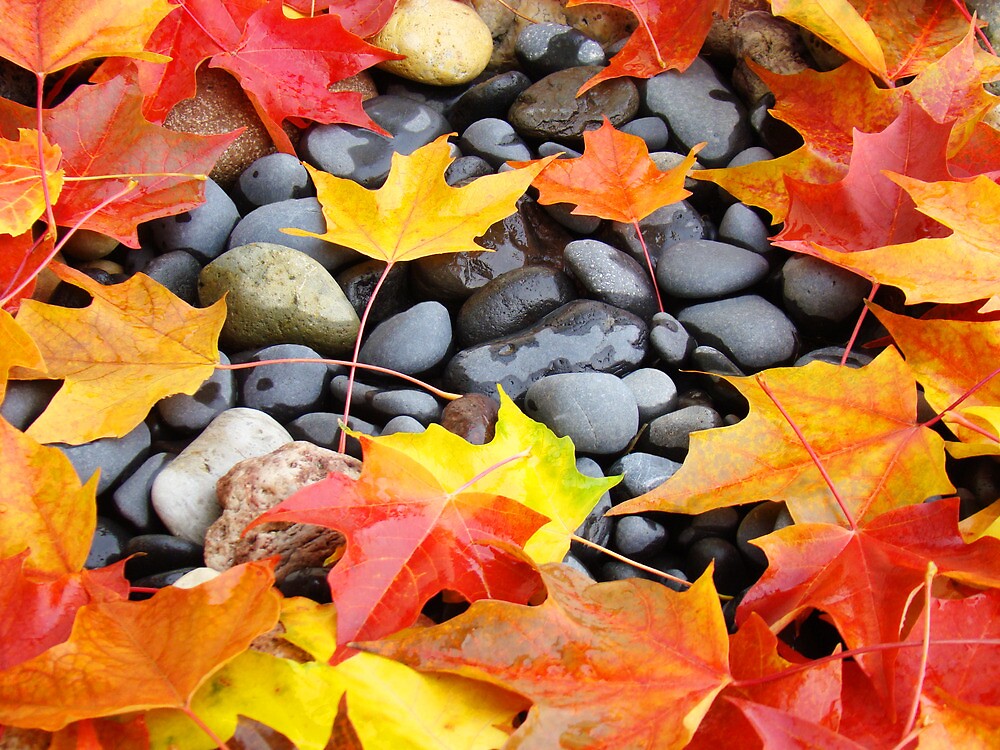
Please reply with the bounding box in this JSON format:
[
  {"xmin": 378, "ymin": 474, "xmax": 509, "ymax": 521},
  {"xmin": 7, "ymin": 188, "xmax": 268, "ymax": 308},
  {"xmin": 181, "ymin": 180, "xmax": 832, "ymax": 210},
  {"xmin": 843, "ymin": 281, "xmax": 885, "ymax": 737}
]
[{"xmin": 373, "ymin": 0, "xmax": 493, "ymax": 85}]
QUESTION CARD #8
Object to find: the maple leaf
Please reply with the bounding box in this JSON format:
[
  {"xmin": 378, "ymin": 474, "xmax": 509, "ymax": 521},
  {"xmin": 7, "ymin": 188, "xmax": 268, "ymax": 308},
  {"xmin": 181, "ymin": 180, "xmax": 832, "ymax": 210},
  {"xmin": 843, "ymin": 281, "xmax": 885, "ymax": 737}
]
[
  {"xmin": 1, "ymin": 231, "xmax": 54, "ymax": 312},
  {"xmin": 771, "ymin": 0, "xmax": 976, "ymax": 85},
  {"xmin": 772, "ymin": 95, "xmax": 955, "ymax": 256},
  {"xmin": 0, "ymin": 561, "xmax": 280, "ymax": 732},
  {"xmin": 288, "ymin": 134, "xmax": 556, "ymax": 262},
  {"xmin": 739, "ymin": 498, "xmax": 1000, "ymax": 699},
  {"xmin": 871, "ymin": 304, "xmax": 1000, "ymax": 456},
  {"xmin": 0, "ymin": 0, "xmax": 174, "ymax": 75},
  {"xmin": 287, "ymin": 0, "xmax": 398, "ymax": 36},
  {"xmin": 247, "ymin": 429, "xmax": 549, "ymax": 655},
  {"xmin": 358, "ymin": 563, "xmax": 733, "ymax": 750},
  {"xmin": 611, "ymin": 348, "xmax": 953, "ymax": 526},
  {"xmin": 0, "ymin": 76, "xmax": 237, "ymax": 248},
  {"xmin": 122, "ymin": 0, "xmax": 400, "ymax": 152},
  {"xmin": 13, "ymin": 263, "xmax": 226, "ymax": 445},
  {"xmin": 808, "ymin": 174, "xmax": 1000, "ymax": 311},
  {"xmin": 0, "ymin": 309, "xmax": 43, "ymax": 399},
  {"xmin": 568, "ymin": 0, "xmax": 730, "ymax": 94},
  {"xmin": 0, "ymin": 129, "xmax": 63, "ymax": 237}
]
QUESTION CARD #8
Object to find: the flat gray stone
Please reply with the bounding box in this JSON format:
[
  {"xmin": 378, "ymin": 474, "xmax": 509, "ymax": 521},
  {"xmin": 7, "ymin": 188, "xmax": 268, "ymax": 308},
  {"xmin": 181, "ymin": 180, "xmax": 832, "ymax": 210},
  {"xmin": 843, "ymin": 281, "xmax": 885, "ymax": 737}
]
[{"xmin": 678, "ymin": 295, "xmax": 799, "ymax": 371}]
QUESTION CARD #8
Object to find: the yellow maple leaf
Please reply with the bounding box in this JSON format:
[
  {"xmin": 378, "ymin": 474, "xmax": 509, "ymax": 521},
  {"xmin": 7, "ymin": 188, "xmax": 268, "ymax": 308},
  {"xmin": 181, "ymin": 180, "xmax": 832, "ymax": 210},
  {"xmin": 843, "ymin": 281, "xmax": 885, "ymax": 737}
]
[
  {"xmin": 13, "ymin": 263, "xmax": 225, "ymax": 445},
  {"xmin": 0, "ymin": 129, "xmax": 63, "ymax": 237}
]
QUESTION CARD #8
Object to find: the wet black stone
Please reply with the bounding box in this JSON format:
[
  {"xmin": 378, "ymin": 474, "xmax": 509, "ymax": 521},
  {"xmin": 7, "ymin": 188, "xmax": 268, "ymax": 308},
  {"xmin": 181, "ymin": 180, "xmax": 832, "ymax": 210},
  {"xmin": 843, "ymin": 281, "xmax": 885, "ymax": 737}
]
[
  {"xmin": 279, "ymin": 567, "xmax": 332, "ymax": 602},
  {"xmin": 124, "ymin": 534, "xmax": 204, "ymax": 580},
  {"xmin": 449, "ymin": 71, "xmax": 533, "ymax": 132},
  {"xmin": 85, "ymin": 516, "xmax": 131, "ymax": 569}
]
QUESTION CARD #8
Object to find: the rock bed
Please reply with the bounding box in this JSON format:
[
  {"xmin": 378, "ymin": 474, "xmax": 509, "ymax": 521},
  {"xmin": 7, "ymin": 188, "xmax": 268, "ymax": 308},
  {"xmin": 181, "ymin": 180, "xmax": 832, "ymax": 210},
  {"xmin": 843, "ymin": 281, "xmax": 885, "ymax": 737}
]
[{"xmin": 4, "ymin": 20, "xmax": 999, "ymax": 620}]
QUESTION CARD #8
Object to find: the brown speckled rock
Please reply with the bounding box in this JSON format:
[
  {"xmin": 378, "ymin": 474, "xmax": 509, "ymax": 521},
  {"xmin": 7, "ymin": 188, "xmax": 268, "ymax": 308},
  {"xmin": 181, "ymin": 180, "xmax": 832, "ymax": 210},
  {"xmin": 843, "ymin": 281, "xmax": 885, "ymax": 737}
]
[
  {"xmin": 441, "ymin": 394, "xmax": 500, "ymax": 444},
  {"xmin": 204, "ymin": 441, "xmax": 361, "ymax": 583}
]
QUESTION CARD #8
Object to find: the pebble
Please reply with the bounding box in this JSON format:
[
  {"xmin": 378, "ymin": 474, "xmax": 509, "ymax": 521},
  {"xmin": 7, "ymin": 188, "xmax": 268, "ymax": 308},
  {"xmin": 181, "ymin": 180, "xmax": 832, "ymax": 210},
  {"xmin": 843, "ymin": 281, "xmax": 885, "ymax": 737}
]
[
  {"xmin": 0, "ymin": 379, "xmax": 60, "ymax": 431},
  {"xmin": 608, "ymin": 452, "xmax": 683, "ymax": 500},
  {"xmin": 677, "ymin": 507, "xmax": 741, "ymax": 547},
  {"xmin": 649, "ymin": 312, "xmax": 696, "ymax": 367},
  {"xmin": 445, "ymin": 300, "xmax": 648, "ymax": 402},
  {"xmin": 524, "ymin": 373, "xmax": 639, "ymax": 455},
  {"xmin": 656, "ymin": 239, "xmax": 770, "ymax": 299},
  {"xmin": 300, "ymin": 95, "xmax": 451, "ymax": 188},
  {"xmin": 678, "ymin": 295, "xmax": 799, "ymax": 371},
  {"xmin": 285, "ymin": 413, "xmax": 379, "ymax": 458},
  {"xmin": 228, "ymin": 198, "xmax": 360, "ymax": 273},
  {"xmin": 330, "ymin": 377, "xmax": 442, "ymax": 424},
  {"xmin": 781, "ymin": 254, "xmax": 871, "ymax": 326},
  {"xmin": 685, "ymin": 537, "xmax": 746, "ymax": 595},
  {"xmin": 336, "ymin": 260, "xmax": 414, "ymax": 327},
  {"xmin": 124, "ymin": 534, "xmax": 205, "ymax": 581},
  {"xmin": 57, "ymin": 421, "xmax": 151, "ymax": 495},
  {"xmin": 237, "ymin": 344, "xmax": 334, "ymax": 423},
  {"xmin": 158, "ymin": 352, "xmax": 236, "ymax": 433},
  {"xmin": 622, "ymin": 368, "xmax": 678, "ymax": 423},
  {"xmin": 719, "ymin": 202, "xmax": 773, "ymax": 255},
  {"xmin": 613, "ymin": 516, "xmax": 668, "ymax": 559},
  {"xmin": 142, "ymin": 250, "xmax": 202, "ymax": 306},
  {"xmin": 150, "ymin": 408, "xmax": 292, "ymax": 543},
  {"xmin": 539, "ymin": 201, "xmax": 603, "ymax": 234},
  {"xmin": 358, "ymin": 301, "xmax": 453, "ymax": 375},
  {"xmin": 737, "ymin": 501, "xmax": 786, "ymax": 567},
  {"xmin": 199, "ymin": 242, "xmax": 360, "ymax": 356},
  {"xmin": 445, "ymin": 155, "xmax": 495, "ymax": 185},
  {"xmin": 561, "ymin": 553, "xmax": 594, "ymax": 579},
  {"xmin": 642, "ymin": 57, "xmax": 752, "ymax": 167},
  {"xmin": 85, "ymin": 517, "xmax": 131, "ymax": 569},
  {"xmin": 112, "ymin": 452, "xmax": 173, "ymax": 533},
  {"xmin": 457, "ymin": 266, "xmax": 576, "ymax": 347},
  {"xmin": 234, "ymin": 153, "xmax": 314, "ymax": 210},
  {"xmin": 603, "ymin": 201, "xmax": 706, "ymax": 264},
  {"xmin": 147, "ymin": 179, "xmax": 240, "ymax": 264},
  {"xmin": 458, "ymin": 119, "xmax": 532, "ymax": 168},
  {"xmin": 441, "ymin": 393, "xmax": 499, "ymax": 444},
  {"xmin": 515, "ymin": 23, "xmax": 606, "ymax": 78},
  {"xmin": 620, "ymin": 116, "xmax": 670, "ymax": 151},
  {"xmin": 646, "ymin": 405, "xmax": 725, "ymax": 459},
  {"xmin": 372, "ymin": 0, "xmax": 493, "ymax": 86},
  {"xmin": 448, "ymin": 71, "xmax": 532, "ymax": 133},
  {"xmin": 381, "ymin": 415, "xmax": 427, "ymax": 435},
  {"xmin": 571, "ymin": 457, "xmax": 614, "ymax": 562},
  {"xmin": 508, "ymin": 66, "xmax": 639, "ymax": 141},
  {"xmin": 564, "ymin": 239, "xmax": 659, "ymax": 320}
]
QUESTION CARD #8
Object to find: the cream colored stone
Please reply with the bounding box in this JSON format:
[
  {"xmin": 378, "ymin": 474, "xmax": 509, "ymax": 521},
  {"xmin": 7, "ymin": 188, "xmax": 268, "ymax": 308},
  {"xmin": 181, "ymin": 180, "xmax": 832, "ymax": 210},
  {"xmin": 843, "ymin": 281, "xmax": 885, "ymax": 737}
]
[{"xmin": 373, "ymin": 0, "xmax": 494, "ymax": 85}]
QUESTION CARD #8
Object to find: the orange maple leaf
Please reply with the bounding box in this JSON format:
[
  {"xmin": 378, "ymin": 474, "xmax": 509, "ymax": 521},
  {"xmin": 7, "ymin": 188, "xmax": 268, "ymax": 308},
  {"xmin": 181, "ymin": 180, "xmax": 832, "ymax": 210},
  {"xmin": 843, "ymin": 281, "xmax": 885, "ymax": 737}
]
[
  {"xmin": 0, "ymin": 309, "xmax": 43, "ymax": 399},
  {"xmin": 13, "ymin": 263, "xmax": 226, "ymax": 445},
  {"xmin": 0, "ymin": 129, "xmax": 63, "ymax": 237},
  {"xmin": 611, "ymin": 348, "xmax": 953, "ymax": 525}
]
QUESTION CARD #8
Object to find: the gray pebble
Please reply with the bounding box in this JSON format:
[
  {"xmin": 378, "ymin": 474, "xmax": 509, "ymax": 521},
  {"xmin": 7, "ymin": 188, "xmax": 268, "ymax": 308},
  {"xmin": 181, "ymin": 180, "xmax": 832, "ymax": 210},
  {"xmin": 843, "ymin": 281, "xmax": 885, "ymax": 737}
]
[
  {"xmin": 620, "ymin": 116, "xmax": 670, "ymax": 151},
  {"xmin": 330, "ymin": 377, "xmax": 442, "ymax": 424},
  {"xmin": 677, "ymin": 507, "xmax": 741, "ymax": 547},
  {"xmin": 285, "ymin": 412, "xmax": 379, "ymax": 458},
  {"xmin": 158, "ymin": 351, "xmax": 236, "ymax": 433},
  {"xmin": 564, "ymin": 239, "xmax": 659, "ymax": 320},
  {"xmin": 236, "ymin": 153, "xmax": 314, "ymax": 209},
  {"xmin": 143, "ymin": 251, "xmax": 202, "ymax": 307},
  {"xmin": 459, "ymin": 119, "xmax": 532, "ymax": 168},
  {"xmin": 719, "ymin": 203, "xmax": 773, "ymax": 255},
  {"xmin": 678, "ymin": 295, "xmax": 799, "ymax": 370},
  {"xmin": 686, "ymin": 537, "xmax": 747, "ymax": 594},
  {"xmin": 515, "ymin": 23, "xmax": 606, "ymax": 78},
  {"xmin": 607, "ymin": 452, "xmax": 682, "ymax": 499},
  {"xmin": 649, "ymin": 312, "xmax": 695, "ymax": 367},
  {"xmin": 237, "ymin": 344, "xmax": 334, "ymax": 424},
  {"xmin": 781, "ymin": 254, "xmax": 871, "ymax": 326},
  {"xmin": 147, "ymin": 179, "xmax": 239, "ymax": 263},
  {"xmin": 359, "ymin": 301, "xmax": 453, "ymax": 375},
  {"xmin": 613, "ymin": 515, "xmax": 668, "ymax": 558},
  {"xmin": 656, "ymin": 239, "xmax": 770, "ymax": 299},
  {"xmin": 0, "ymin": 379, "xmax": 60, "ymax": 431},
  {"xmin": 57, "ymin": 421, "xmax": 151, "ymax": 495},
  {"xmin": 622, "ymin": 368, "xmax": 678, "ymax": 423},
  {"xmin": 571, "ymin": 457, "xmax": 613, "ymax": 562},
  {"xmin": 112, "ymin": 452, "xmax": 173, "ymax": 533},
  {"xmin": 646, "ymin": 405, "xmax": 724, "ymax": 458},
  {"xmin": 381, "ymin": 415, "xmax": 427, "ymax": 435}
]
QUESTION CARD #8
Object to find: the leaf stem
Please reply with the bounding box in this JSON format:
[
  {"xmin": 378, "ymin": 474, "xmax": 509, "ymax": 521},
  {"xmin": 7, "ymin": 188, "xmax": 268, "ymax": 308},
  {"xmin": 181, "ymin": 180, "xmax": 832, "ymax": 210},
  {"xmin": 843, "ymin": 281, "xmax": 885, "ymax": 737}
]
[
  {"xmin": 901, "ymin": 562, "xmax": 936, "ymax": 739},
  {"xmin": 182, "ymin": 705, "xmax": 230, "ymax": 750},
  {"xmin": 842, "ymin": 283, "xmax": 879, "ymax": 366},
  {"xmin": 632, "ymin": 220, "xmax": 664, "ymax": 313},
  {"xmin": 756, "ymin": 375, "xmax": 857, "ymax": 530},
  {"xmin": 450, "ymin": 450, "xmax": 530, "ymax": 496},
  {"xmin": 35, "ymin": 71, "xmax": 57, "ymax": 239},
  {"xmin": 919, "ymin": 362, "xmax": 1000, "ymax": 433}
]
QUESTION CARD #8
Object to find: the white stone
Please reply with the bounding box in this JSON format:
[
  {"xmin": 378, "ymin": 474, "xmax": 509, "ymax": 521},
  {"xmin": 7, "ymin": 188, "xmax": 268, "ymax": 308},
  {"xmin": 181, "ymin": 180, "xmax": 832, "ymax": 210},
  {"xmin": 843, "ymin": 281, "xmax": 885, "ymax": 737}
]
[
  {"xmin": 172, "ymin": 567, "xmax": 221, "ymax": 588},
  {"xmin": 372, "ymin": 0, "xmax": 494, "ymax": 86},
  {"xmin": 151, "ymin": 408, "xmax": 292, "ymax": 543}
]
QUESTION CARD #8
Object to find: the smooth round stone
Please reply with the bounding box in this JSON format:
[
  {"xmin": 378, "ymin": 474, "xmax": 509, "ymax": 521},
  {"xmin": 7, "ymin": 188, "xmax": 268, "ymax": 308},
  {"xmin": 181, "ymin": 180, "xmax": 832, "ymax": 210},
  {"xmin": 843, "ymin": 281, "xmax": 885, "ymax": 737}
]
[
  {"xmin": 199, "ymin": 242, "xmax": 360, "ymax": 357},
  {"xmin": 459, "ymin": 118, "xmax": 532, "ymax": 168},
  {"xmin": 112, "ymin": 452, "xmax": 173, "ymax": 533},
  {"xmin": 685, "ymin": 536, "xmax": 746, "ymax": 595},
  {"xmin": 794, "ymin": 346, "xmax": 873, "ymax": 369},
  {"xmin": 457, "ymin": 266, "xmax": 576, "ymax": 347},
  {"xmin": 515, "ymin": 22, "xmax": 606, "ymax": 78},
  {"xmin": 508, "ymin": 66, "xmax": 639, "ymax": 141},
  {"xmin": 336, "ymin": 260, "xmax": 414, "ymax": 327},
  {"xmin": 359, "ymin": 301, "xmax": 453, "ymax": 375},
  {"xmin": 300, "ymin": 95, "xmax": 451, "ymax": 188},
  {"xmin": 151, "ymin": 408, "xmax": 292, "ymax": 543},
  {"xmin": 691, "ymin": 346, "xmax": 744, "ymax": 376},
  {"xmin": 540, "ymin": 201, "xmax": 603, "ymax": 234},
  {"xmin": 650, "ymin": 151, "xmax": 711, "ymax": 206},
  {"xmin": 237, "ymin": 344, "xmax": 334, "ymax": 423},
  {"xmin": 228, "ymin": 198, "xmax": 360, "ymax": 273},
  {"xmin": 330, "ymin": 377, "xmax": 442, "ymax": 424},
  {"xmin": 620, "ymin": 116, "xmax": 670, "ymax": 151},
  {"xmin": 782, "ymin": 254, "xmax": 871, "ymax": 325},
  {"xmin": 85, "ymin": 517, "xmax": 131, "ymax": 569},
  {"xmin": 737, "ymin": 501, "xmax": 786, "ymax": 567},
  {"xmin": 445, "ymin": 300, "xmax": 648, "ymax": 402},
  {"xmin": 158, "ymin": 352, "xmax": 236, "ymax": 433},
  {"xmin": 561, "ymin": 553, "xmax": 594, "ymax": 579},
  {"xmin": 600, "ymin": 560, "xmax": 659, "ymax": 583},
  {"xmin": 142, "ymin": 250, "xmax": 202, "ymax": 307},
  {"xmin": 235, "ymin": 153, "xmax": 314, "ymax": 210},
  {"xmin": 524, "ymin": 373, "xmax": 639, "ymax": 455},
  {"xmin": 607, "ymin": 452, "xmax": 682, "ymax": 500},
  {"xmin": 656, "ymin": 239, "xmax": 770, "ymax": 299},
  {"xmin": 613, "ymin": 515, "xmax": 668, "ymax": 559},
  {"xmin": 445, "ymin": 155, "xmax": 494, "ymax": 185},
  {"xmin": 622, "ymin": 368, "xmax": 678, "ymax": 423},
  {"xmin": 649, "ymin": 312, "xmax": 696, "ymax": 367},
  {"xmin": 0, "ymin": 379, "xmax": 60, "ymax": 431},
  {"xmin": 61, "ymin": 228, "xmax": 119, "ymax": 261},
  {"xmin": 278, "ymin": 567, "xmax": 332, "ymax": 602},
  {"xmin": 124, "ymin": 534, "xmax": 204, "ymax": 580},
  {"xmin": 57, "ymin": 421, "xmax": 151, "ymax": 495},
  {"xmin": 728, "ymin": 146, "xmax": 776, "ymax": 168},
  {"xmin": 678, "ymin": 295, "xmax": 799, "ymax": 371},
  {"xmin": 642, "ymin": 57, "xmax": 752, "ymax": 168},
  {"xmin": 133, "ymin": 568, "xmax": 198, "ymax": 591},
  {"xmin": 571, "ymin": 457, "xmax": 613, "ymax": 562},
  {"xmin": 285, "ymin": 413, "xmax": 378, "ymax": 458},
  {"xmin": 381, "ymin": 415, "xmax": 426, "ymax": 435},
  {"xmin": 147, "ymin": 179, "xmax": 240, "ymax": 264},
  {"xmin": 372, "ymin": 0, "xmax": 492, "ymax": 85},
  {"xmin": 412, "ymin": 197, "xmax": 571, "ymax": 301},
  {"xmin": 646, "ymin": 405, "xmax": 724, "ymax": 458},
  {"xmin": 538, "ymin": 141, "xmax": 582, "ymax": 159},
  {"xmin": 564, "ymin": 239, "xmax": 658, "ymax": 320},
  {"xmin": 719, "ymin": 202, "xmax": 773, "ymax": 255},
  {"xmin": 603, "ymin": 201, "xmax": 706, "ymax": 262},
  {"xmin": 677, "ymin": 507, "xmax": 741, "ymax": 547},
  {"xmin": 441, "ymin": 393, "xmax": 499, "ymax": 445},
  {"xmin": 448, "ymin": 71, "xmax": 532, "ymax": 132}
]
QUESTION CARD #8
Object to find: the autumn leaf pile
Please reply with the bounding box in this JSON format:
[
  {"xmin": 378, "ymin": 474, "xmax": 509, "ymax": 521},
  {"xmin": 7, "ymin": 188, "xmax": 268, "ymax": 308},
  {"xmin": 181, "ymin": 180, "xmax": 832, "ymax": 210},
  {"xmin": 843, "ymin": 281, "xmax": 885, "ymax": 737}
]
[{"xmin": 1, "ymin": 0, "xmax": 1000, "ymax": 747}]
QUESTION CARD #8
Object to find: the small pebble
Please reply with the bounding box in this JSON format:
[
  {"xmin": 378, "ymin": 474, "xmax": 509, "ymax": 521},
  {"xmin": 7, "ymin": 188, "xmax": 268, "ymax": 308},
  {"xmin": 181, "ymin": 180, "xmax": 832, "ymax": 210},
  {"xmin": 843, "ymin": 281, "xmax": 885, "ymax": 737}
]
[
  {"xmin": 237, "ymin": 344, "xmax": 334, "ymax": 423},
  {"xmin": 235, "ymin": 153, "xmax": 314, "ymax": 210},
  {"xmin": 158, "ymin": 352, "xmax": 236, "ymax": 433},
  {"xmin": 359, "ymin": 301, "xmax": 453, "ymax": 375},
  {"xmin": 147, "ymin": 179, "xmax": 240, "ymax": 264},
  {"xmin": 646, "ymin": 405, "xmax": 724, "ymax": 459},
  {"xmin": 608, "ymin": 452, "xmax": 682, "ymax": 500},
  {"xmin": 622, "ymin": 368, "xmax": 678, "ymax": 423},
  {"xmin": 56, "ymin": 421, "xmax": 151, "ymax": 495},
  {"xmin": 613, "ymin": 515, "xmax": 668, "ymax": 559}
]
